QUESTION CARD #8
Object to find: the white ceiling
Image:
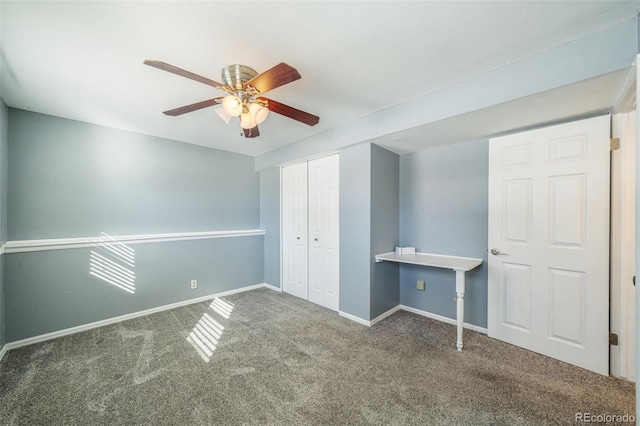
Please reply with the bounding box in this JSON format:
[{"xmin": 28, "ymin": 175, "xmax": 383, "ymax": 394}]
[
  {"xmin": 1, "ymin": 1, "xmax": 639, "ymax": 157},
  {"xmin": 372, "ymin": 67, "xmax": 634, "ymax": 154}
]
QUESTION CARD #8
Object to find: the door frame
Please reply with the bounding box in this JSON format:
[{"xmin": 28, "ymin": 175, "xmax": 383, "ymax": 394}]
[
  {"xmin": 611, "ymin": 111, "xmax": 636, "ymax": 381},
  {"xmin": 610, "ymin": 63, "xmax": 637, "ymax": 381}
]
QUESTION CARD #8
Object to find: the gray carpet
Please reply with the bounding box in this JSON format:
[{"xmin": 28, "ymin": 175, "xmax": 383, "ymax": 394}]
[{"xmin": 0, "ymin": 288, "xmax": 635, "ymax": 425}]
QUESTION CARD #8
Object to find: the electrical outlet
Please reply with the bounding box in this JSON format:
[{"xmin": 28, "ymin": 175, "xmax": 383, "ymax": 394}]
[
  {"xmin": 416, "ymin": 280, "xmax": 425, "ymax": 291},
  {"xmin": 190, "ymin": 280, "xmax": 198, "ymax": 290}
]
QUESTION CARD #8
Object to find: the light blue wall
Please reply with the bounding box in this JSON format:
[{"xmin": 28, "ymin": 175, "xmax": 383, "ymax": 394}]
[
  {"xmin": 339, "ymin": 143, "xmax": 371, "ymax": 320},
  {"xmin": 5, "ymin": 237, "xmax": 263, "ymax": 342},
  {"xmin": 339, "ymin": 143, "xmax": 400, "ymax": 321},
  {"xmin": 0, "ymin": 256, "xmax": 3, "ymax": 348},
  {"xmin": 260, "ymin": 167, "xmax": 280, "ymax": 288},
  {"xmin": 8, "ymin": 109, "xmax": 259, "ymax": 239},
  {"xmin": 0, "ymin": 102, "xmax": 6, "ymax": 243},
  {"xmin": 370, "ymin": 144, "xmax": 399, "ymax": 319},
  {"xmin": 0, "ymin": 99, "xmax": 7, "ymax": 347},
  {"xmin": 399, "ymin": 139, "xmax": 489, "ymax": 327},
  {"xmin": 5, "ymin": 109, "xmax": 263, "ymax": 342}
]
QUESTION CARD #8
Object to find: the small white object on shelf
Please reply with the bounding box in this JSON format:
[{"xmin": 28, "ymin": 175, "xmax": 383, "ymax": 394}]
[{"xmin": 395, "ymin": 246, "xmax": 415, "ymax": 255}]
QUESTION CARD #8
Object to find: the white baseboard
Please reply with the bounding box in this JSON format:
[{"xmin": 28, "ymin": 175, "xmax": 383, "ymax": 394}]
[
  {"xmin": 339, "ymin": 305, "xmax": 402, "ymax": 327},
  {"xmin": 338, "ymin": 311, "xmax": 371, "ymax": 326},
  {"xmin": 2, "ymin": 289, "xmax": 488, "ymax": 354},
  {"xmin": 262, "ymin": 283, "xmax": 282, "ymax": 292},
  {"xmin": 370, "ymin": 305, "xmax": 402, "ymax": 326},
  {"xmin": 400, "ymin": 305, "xmax": 488, "ymax": 334},
  {"xmin": 339, "ymin": 304, "xmax": 487, "ymax": 333},
  {"xmin": 4, "ymin": 283, "xmax": 270, "ymax": 351}
]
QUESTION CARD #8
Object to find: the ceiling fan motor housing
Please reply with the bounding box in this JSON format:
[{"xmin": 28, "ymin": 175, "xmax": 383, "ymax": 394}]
[{"xmin": 221, "ymin": 65, "xmax": 258, "ymax": 90}]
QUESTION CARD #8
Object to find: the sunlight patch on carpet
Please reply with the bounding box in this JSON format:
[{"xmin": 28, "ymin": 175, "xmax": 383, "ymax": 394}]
[
  {"xmin": 209, "ymin": 297, "xmax": 234, "ymax": 319},
  {"xmin": 187, "ymin": 297, "xmax": 234, "ymax": 362}
]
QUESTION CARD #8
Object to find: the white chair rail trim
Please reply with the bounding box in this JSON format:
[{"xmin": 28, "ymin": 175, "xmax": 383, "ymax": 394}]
[{"xmin": 4, "ymin": 229, "xmax": 266, "ymax": 254}]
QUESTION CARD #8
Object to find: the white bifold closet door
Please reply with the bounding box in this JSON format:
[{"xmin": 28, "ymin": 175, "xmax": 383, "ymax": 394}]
[
  {"xmin": 308, "ymin": 154, "xmax": 340, "ymax": 311},
  {"xmin": 282, "ymin": 154, "xmax": 339, "ymax": 311},
  {"xmin": 282, "ymin": 162, "xmax": 309, "ymax": 300}
]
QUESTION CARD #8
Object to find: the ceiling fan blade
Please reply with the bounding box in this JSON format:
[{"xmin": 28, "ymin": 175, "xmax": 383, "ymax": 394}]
[
  {"xmin": 259, "ymin": 97, "xmax": 319, "ymax": 126},
  {"xmin": 244, "ymin": 63, "xmax": 301, "ymax": 94},
  {"xmin": 163, "ymin": 98, "xmax": 223, "ymax": 116},
  {"xmin": 144, "ymin": 60, "xmax": 227, "ymax": 90},
  {"xmin": 243, "ymin": 126, "xmax": 260, "ymax": 138}
]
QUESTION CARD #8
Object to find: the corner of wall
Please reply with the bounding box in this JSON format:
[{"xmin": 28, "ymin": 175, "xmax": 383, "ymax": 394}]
[
  {"xmin": 398, "ymin": 139, "xmax": 489, "ymax": 328},
  {"xmin": 260, "ymin": 167, "xmax": 281, "ymax": 288},
  {"xmin": 0, "ymin": 98, "xmax": 8, "ymax": 348},
  {"xmin": 339, "ymin": 143, "xmax": 372, "ymax": 320},
  {"xmin": 338, "ymin": 143, "xmax": 401, "ymax": 321},
  {"xmin": 370, "ymin": 144, "xmax": 400, "ymax": 319}
]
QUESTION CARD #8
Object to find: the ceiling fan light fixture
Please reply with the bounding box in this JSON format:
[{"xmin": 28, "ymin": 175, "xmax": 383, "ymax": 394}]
[
  {"xmin": 250, "ymin": 102, "xmax": 269, "ymax": 125},
  {"xmin": 222, "ymin": 95, "xmax": 242, "ymax": 117},
  {"xmin": 240, "ymin": 111, "xmax": 256, "ymax": 129},
  {"xmin": 215, "ymin": 106, "xmax": 232, "ymax": 124},
  {"xmin": 145, "ymin": 60, "xmax": 319, "ymax": 138}
]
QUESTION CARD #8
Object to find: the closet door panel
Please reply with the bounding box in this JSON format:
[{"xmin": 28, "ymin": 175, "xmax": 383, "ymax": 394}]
[
  {"xmin": 309, "ymin": 154, "xmax": 340, "ymax": 311},
  {"xmin": 308, "ymin": 159, "xmax": 324, "ymax": 306},
  {"xmin": 282, "ymin": 162, "xmax": 308, "ymax": 300},
  {"xmin": 322, "ymin": 154, "xmax": 340, "ymax": 311}
]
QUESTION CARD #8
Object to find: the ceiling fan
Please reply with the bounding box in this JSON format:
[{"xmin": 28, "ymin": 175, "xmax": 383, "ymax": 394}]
[{"xmin": 144, "ymin": 60, "xmax": 320, "ymax": 138}]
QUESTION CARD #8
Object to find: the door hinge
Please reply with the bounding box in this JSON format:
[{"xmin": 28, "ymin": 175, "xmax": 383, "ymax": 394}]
[
  {"xmin": 609, "ymin": 332, "xmax": 619, "ymax": 346},
  {"xmin": 610, "ymin": 138, "xmax": 620, "ymax": 151}
]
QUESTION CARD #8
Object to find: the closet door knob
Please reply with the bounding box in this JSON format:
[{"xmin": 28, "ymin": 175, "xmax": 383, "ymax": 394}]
[
  {"xmin": 314, "ymin": 238, "xmax": 318, "ymax": 241},
  {"xmin": 296, "ymin": 237, "xmax": 300, "ymax": 240}
]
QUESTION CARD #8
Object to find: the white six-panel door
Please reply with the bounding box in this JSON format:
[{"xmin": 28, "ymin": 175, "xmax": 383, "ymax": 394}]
[
  {"xmin": 282, "ymin": 155, "xmax": 339, "ymax": 310},
  {"xmin": 308, "ymin": 154, "xmax": 340, "ymax": 311},
  {"xmin": 488, "ymin": 115, "xmax": 610, "ymax": 375},
  {"xmin": 282, "ymin": 162, "xmax": 309, "ymax": 300}
]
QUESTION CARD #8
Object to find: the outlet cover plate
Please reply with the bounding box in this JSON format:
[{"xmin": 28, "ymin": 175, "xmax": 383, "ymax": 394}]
[{"xmin": 416, "ymin": 280, "xmax": 425, "ymax": 291}]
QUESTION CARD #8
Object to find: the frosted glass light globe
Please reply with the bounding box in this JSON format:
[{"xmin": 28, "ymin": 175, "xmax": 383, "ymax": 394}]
[
  {"xmin": 222, "ymin": 95, "xmax": 242, "ymax": 117},
  {"xmin": 249, "ymin": 102, "xmax": 269, "ymax": 125}
]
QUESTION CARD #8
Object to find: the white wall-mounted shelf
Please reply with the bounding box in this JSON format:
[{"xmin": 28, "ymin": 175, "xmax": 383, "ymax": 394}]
[
  {"xmin": 375, "ymin": 251, "xmax": 483, "ymax": 351},
  {"xmin": 374, "ymin": 252, "xmax": 482, "ymax": 271}
]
